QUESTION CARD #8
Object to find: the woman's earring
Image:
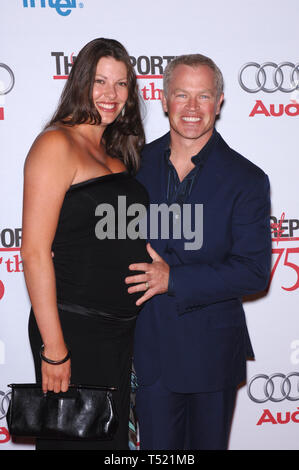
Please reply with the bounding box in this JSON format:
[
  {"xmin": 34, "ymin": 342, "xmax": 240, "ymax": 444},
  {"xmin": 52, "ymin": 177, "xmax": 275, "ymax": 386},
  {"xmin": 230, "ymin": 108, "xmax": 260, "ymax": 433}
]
[{"xmin": 121, "ymin": 106, "xmax": 125, "ymax": 117}]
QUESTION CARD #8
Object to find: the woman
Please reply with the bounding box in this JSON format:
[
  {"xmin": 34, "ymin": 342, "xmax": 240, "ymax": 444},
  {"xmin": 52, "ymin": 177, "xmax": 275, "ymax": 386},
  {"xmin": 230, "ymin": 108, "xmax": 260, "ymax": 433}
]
[{"xmin": 21, "ymin": 38, "xmax": 150, "ymax": 450}]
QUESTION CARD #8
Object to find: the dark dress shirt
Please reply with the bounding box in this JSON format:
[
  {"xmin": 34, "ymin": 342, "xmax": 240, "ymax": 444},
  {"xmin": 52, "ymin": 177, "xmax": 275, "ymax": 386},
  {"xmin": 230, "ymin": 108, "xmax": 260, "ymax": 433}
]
[{"xmin": 165, "ymin": 129, "xmax": 219, "ymax": 294}]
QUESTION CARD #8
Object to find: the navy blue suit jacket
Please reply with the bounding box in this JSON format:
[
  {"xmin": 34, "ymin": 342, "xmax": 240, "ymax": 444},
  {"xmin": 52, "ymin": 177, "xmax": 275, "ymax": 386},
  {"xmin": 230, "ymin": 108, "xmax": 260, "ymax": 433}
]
[{"xmin": 134, "ymin": 130, "xmax": 271, "ymax": 393}]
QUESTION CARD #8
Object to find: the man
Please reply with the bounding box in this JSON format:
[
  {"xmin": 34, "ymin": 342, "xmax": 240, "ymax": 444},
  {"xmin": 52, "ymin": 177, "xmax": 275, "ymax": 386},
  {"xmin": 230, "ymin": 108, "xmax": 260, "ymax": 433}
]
[{"xmin": 125, "ymin": 54, "xmax": 271, "ymax": 450}]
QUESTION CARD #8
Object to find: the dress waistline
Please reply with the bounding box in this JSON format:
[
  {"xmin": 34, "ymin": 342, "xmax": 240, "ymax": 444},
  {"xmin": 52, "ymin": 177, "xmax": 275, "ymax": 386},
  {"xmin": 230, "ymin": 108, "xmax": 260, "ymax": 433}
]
[{"xmin": 57, "ymin": 302, "xmax": 138, "ymax": 322}]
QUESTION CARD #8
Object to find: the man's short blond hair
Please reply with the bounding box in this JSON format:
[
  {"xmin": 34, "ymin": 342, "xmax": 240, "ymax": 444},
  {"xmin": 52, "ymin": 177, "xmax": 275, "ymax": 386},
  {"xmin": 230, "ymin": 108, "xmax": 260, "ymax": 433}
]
[{"xmin": 163, "ymin": 54, "xmax": 224, "ymax": 99}]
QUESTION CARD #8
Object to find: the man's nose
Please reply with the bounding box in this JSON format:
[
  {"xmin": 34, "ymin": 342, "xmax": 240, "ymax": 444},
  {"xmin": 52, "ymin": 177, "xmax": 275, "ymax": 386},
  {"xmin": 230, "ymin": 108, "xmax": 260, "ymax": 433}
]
[{"xmin": 186, "ymin": 96, "xmax": 199, "ymax": 110}]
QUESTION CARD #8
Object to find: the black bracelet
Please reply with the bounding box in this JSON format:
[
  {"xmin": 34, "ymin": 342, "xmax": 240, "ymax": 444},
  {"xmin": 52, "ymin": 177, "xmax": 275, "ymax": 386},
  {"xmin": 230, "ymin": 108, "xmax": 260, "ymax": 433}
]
[{"xmin": 40, "ymin": 344, "xmax": 71, "ymax": 365}]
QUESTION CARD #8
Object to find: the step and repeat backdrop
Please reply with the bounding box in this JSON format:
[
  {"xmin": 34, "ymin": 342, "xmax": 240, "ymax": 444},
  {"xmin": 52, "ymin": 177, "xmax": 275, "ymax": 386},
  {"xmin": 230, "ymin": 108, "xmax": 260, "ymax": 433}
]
[{"xmin": 0, "ymin": 0, "xmax": 298, "ymax": 450}]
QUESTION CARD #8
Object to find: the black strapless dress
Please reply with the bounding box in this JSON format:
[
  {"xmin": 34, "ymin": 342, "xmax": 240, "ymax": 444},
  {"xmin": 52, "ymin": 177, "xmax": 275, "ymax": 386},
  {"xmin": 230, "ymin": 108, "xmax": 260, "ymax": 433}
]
[{"xmin": 28, "ymin": 172, "xmax": 151, "ymax": 450}]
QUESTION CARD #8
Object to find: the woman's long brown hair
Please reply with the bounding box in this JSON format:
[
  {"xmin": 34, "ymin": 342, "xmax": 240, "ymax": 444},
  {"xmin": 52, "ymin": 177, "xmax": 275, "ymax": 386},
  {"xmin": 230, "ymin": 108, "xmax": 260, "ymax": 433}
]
[{"xmin": 46, "ymin": 38, "xmax": 145, "ymax": 173}]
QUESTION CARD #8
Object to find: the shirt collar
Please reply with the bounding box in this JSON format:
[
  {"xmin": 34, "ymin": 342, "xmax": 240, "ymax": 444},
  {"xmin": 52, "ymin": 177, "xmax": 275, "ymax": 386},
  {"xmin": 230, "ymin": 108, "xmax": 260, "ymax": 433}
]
[{"xmin": 164, "ymin": 128, "xmax": 218, "ymax": 168}]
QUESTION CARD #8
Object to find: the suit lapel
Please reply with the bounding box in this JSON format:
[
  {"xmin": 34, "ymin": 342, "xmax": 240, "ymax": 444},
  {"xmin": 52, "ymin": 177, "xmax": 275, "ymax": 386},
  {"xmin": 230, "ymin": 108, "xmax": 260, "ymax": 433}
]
[
  {"xmin": 152, "ymin": 131, "xmax": 232, "ymax": 206},
  {"xmin": 157, "ymin": 134, "xmax": 169, "ymax": 204},
  {"xmin": 185, "ymin": 133, "xmax": 232, "ymax": 205},
  {"xmin": 144, "ymin": 134, "xmax": 169, "ymax": 254},
  {"xmin": 144, "ymin": 131, "xmax": 233, "ymax": 255}
]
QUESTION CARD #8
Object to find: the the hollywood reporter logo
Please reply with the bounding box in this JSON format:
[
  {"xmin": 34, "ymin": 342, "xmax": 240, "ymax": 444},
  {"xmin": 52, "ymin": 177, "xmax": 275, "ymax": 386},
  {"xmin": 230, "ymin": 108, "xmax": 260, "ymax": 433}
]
[
  {"xmin": 130, "ymin": 55, "xmax": 175, "ymax": 101},
  {"xmin": 95, "ymin": 198, "xmax": 203, "ymax": 251},
  {"xmin": 52, "ymin": 53, "xmax": 176, "ymax": 101},
  {"xmin": 0, "ymin": 228, "xmax": 23, "ymax": 300},
  {"xmin": 268, "ymin": 213, "xmax": 299, "ymax": 291}
]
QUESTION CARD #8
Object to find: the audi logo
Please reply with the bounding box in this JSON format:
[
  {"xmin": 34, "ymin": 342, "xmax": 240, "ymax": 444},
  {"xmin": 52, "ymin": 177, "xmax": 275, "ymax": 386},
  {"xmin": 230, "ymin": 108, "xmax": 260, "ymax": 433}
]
[
  {"xmin": 0, "ymin": 64, "xmax": 15, "ymax": 96},
  {"xmin": 0, "ymin": 390, "xmax": 11, "ymax": 420},
  {"xmin": 248, "ymin": 373, "xmax": 299, "ymax": 403},
  {"xmin": 238, "ymin": 62, "xmax": 299, "ymax": 93}
]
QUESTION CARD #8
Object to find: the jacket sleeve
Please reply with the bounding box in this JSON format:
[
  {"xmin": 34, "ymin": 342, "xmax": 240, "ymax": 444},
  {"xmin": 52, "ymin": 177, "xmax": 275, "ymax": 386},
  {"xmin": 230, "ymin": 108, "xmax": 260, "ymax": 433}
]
[{"xmin": 170, "ymin": 173, "xmax": 272, "ymax": 315}]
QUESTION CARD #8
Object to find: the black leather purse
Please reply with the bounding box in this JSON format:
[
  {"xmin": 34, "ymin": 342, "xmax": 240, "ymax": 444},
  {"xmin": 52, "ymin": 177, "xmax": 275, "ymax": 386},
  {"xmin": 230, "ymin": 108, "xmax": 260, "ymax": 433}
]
[{"xmin": 7, "ymin": 383, "xmax": 118, "ymax": 440}]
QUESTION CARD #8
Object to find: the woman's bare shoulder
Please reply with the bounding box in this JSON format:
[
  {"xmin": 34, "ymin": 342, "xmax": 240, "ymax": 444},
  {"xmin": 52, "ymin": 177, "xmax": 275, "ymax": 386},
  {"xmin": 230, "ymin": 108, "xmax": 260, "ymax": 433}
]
[
  {"xmin": 29, "ymin": 125, "xmax": 74, "ymax": 153},
  {"xmin": 25, "ymin": 126, "xmax": 77, "ymax": 166},
  {"xmin": 24, "ymin": 126, "xmax": 77, "ymax": 184}
]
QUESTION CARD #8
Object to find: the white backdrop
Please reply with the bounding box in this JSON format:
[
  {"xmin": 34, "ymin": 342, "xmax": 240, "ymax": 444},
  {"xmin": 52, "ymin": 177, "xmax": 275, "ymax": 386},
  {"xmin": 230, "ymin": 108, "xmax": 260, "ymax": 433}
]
[{"xmin": 0, "ymin": 0, "xmax": 298, "ymax": 450}]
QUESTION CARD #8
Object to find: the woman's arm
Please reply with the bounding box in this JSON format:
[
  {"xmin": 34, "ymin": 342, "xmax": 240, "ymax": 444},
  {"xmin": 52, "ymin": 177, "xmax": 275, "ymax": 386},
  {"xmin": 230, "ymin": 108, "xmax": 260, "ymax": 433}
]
[{"xmin": 21, "ymin": 130, "xmax": 76, "ymax": 393}]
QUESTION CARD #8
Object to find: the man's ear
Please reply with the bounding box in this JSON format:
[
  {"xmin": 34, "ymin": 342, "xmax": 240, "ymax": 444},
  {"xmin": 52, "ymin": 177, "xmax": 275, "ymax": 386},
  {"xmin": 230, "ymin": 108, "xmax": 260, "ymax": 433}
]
[
  {"xmin": 216, "ymin": 93, "xmax": 224, "ymax": 115},
  {"xmin": 161, "ymin": 90, "xmax": 168, "ymax": 114}
]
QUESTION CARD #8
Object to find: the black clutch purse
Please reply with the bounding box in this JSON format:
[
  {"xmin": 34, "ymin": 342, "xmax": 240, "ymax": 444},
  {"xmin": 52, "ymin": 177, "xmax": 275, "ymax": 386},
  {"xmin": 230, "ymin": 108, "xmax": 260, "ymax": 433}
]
[{"xmin": 7, "ymin": 383, "xmax": 118, "ymax": 441}]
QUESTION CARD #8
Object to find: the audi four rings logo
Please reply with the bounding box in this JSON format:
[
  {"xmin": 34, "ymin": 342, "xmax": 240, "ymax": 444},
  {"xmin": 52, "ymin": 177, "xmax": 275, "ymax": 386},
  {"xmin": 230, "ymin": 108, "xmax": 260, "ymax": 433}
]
[
  {"xmin": 0, "ymin": 64, "xmax": 15, "ymax": 96},
  {"xmin": 239, "ymin": 62, "xmax": 299, "ymax": 93},
  {"xmin": 248, "ymin": 373, "xmax": 299, "ymax": 403},
  {"xmin": 0, "ymin": 390, "xmax": 11, "ymax": 420}
]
